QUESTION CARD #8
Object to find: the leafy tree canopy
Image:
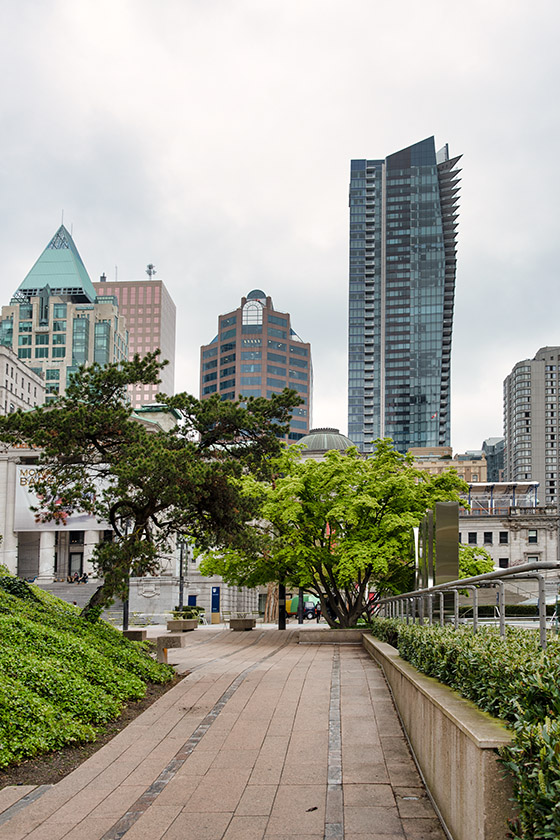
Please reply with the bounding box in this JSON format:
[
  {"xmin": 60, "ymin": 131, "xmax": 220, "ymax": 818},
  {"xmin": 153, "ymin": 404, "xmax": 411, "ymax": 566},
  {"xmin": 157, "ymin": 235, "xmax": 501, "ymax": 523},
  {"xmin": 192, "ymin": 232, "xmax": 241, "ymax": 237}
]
[
  {"xmin": 0, "ymin": 353, "xmax": 301, "ymax": 618},
  {"xmin": 458, "ymin": 543, "xmax": 494, "ymax": 579},
  {"xmin": 200, "ymin": 440, "xmax": 468, "ymax": 627}
]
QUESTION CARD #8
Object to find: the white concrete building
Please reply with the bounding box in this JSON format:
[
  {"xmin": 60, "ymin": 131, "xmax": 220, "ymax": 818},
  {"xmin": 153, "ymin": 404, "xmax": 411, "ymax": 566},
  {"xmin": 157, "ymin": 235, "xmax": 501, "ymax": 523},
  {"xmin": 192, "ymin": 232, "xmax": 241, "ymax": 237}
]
[
  {"xmin": 459, "ymin": 482, "xmax": 558, "ymax": 569},
  {"xmin": 0, "ymin": 345, "xmax": 45, "ymax": 414}
]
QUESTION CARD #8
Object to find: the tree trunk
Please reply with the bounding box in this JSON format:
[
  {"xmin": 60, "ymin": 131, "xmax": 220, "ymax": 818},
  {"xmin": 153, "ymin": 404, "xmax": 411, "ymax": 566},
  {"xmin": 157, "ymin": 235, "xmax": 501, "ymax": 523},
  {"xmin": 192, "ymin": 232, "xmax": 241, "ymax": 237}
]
[
  {"xmin": 80, "ymin": 583, "xmax": 113, "ymax": 621},
  {"xmin": 264, "ymin": 582, "xmax": 278, "ymax": 623}
]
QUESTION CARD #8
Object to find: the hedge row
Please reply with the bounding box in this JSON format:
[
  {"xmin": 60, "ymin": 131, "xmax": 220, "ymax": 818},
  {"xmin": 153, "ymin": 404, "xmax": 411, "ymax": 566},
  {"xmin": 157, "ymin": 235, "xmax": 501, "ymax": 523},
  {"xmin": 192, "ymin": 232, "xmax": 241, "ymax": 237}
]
[
  {"xmin": 369, "ymin": 619, "xmax": 560, "ymax": 840},
  {"xmin": 458, "ymin": 603, "xmax": 557, "ymax": 618},
  {"xmin": 0, "ymin": 581, "xmax": 174, "ymax": 768}
]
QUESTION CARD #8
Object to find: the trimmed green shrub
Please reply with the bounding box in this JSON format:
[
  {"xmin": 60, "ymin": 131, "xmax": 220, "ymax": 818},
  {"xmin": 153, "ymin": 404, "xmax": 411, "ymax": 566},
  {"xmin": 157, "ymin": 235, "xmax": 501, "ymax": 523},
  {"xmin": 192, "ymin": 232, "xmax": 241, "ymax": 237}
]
[
  {"xmin": 369, "ymin": 619, "xmax": 560, "ymax": 838},
  {"xmin": 458, "ymin": 603, "xmax": 556, "ymax": 618},
  {"xmin": 172, "ymin": 605, "xmax": 204, "ymax": 620}
]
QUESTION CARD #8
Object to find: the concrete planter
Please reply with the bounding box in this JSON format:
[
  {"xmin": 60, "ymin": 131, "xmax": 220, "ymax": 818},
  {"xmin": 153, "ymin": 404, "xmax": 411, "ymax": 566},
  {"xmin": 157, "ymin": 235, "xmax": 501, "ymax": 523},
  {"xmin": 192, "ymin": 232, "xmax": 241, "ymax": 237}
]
[
  {"xmin": 230, "ymin": 618, "xmax": 256, "ymax": 631},
  {"xmin": 166, "ymin": 619, "xmax": 198, "ymax": 632},
  {"xmin": 362, "ymin": 634, "xmax": 515, "ymax": 840}
]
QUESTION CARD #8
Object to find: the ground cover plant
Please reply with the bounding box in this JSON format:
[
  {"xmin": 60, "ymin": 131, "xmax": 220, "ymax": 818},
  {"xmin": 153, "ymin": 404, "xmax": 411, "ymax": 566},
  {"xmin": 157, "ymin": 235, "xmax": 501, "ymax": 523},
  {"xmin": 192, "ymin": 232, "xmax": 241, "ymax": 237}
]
[
  {"xmin": 0, "ymin": 578, "xmax": 174, "ymax": 769},
  {"xmin": 369, "ymin": 618, "xmax": 560, "ymax": 839}
]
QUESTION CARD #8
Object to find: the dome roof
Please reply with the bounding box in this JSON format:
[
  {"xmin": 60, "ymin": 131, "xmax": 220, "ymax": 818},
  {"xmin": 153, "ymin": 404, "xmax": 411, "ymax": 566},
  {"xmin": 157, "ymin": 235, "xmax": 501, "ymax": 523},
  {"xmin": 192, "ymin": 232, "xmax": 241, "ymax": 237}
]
[
  {"xmin": 247, "ymin": 289, "xmax": 266, "ymax": 300},
  {"xmin": 298, "ymin": 427, "xmax": 354, "ymax": 453}
]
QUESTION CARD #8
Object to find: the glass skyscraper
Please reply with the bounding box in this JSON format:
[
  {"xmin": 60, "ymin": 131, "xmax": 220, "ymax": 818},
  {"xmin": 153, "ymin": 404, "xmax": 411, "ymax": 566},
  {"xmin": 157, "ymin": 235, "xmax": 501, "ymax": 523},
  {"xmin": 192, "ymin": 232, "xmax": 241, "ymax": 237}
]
[{"xmin": 348, "ymin": 137, "xmax": 461, "ymax": 453}]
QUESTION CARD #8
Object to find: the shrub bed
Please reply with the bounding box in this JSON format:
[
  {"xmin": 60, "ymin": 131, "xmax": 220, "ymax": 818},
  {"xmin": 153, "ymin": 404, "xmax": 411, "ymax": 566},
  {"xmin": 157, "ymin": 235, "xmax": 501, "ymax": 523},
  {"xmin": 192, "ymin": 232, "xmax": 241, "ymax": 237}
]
[
  {"xmin": 0, "ymin": 580, "xmax": 174, "ymax": 768},
  {"xmin": 369, "ymin": 618, "xmax": 560, "ymax": 839}
]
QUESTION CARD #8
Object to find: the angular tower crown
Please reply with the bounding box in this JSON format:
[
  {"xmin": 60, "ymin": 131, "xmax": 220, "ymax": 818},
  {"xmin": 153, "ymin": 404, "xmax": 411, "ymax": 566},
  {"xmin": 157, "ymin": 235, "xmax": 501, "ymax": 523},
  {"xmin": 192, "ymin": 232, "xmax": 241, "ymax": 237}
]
[{"xmin": 15, "ymin": 224, "xmax": 96, "ymax": 303}]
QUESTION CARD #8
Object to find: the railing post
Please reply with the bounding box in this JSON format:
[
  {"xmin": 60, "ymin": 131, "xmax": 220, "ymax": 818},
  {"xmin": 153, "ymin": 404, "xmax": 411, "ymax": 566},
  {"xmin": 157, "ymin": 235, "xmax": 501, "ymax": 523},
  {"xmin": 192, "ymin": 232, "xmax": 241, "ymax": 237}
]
[
  {"xmin": 453, "ymin": 590, "xmax": 459, "ymax": 630},
  {"xmin": 439, "ymin": 592, "xmax": 445, "ymax": 626},
  {"xmin": 427, "ymin": 593, "xmax": 433, "ymax": 625},
  {"xmin": 537, "ymin": 575, "xmax": 547, "ymax": 651},
  {"xmin": 419, "ymin": 596, "xmax": 424, "ymax": 626},
  {"xmin": 473, "ymin": 586, "xmax": 478, "ymax": 633},
  {"xmin": 461, "ymin": 585, "xmax": 479, "ymax": 633},
  {"xmin": 498, "ymin": 580, "xmax": 505, "ymax": 638}
]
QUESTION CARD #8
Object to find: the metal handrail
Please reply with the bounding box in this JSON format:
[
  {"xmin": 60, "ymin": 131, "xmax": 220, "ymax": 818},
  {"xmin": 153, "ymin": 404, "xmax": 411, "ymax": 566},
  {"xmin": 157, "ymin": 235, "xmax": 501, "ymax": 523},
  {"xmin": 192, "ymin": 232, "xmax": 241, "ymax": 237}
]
[{"xmin": 376, "ymin": 561, "xmax": 560, "ymax": 650}]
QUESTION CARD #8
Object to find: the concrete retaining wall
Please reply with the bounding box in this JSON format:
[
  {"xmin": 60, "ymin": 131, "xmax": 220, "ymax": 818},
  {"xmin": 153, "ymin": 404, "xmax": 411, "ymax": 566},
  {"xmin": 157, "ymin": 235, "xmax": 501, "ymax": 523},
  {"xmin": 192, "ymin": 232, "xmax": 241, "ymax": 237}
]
[
  {"xmin": 362, "ymin": 634, "xmax": 515, "ymax": 840},
  {"xmin": 297, "ymin": 628, "xmax": 363, "ymax": 644}
]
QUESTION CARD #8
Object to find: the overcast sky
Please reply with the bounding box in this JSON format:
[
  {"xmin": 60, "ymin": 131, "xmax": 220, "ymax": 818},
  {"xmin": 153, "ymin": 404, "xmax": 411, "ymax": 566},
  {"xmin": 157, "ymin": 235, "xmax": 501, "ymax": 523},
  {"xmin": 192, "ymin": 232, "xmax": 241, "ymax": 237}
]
[{"xmin": 1, "ymin": 0, "xmax": 558, "ymax": 452}]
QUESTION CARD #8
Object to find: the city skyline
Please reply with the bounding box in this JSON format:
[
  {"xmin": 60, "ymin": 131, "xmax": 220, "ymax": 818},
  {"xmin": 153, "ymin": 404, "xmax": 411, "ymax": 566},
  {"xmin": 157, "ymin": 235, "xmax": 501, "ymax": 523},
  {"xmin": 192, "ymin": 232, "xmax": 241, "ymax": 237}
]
[{"xmin": 1, "ymin": 1, "xmax": 559, "ymax": 454}]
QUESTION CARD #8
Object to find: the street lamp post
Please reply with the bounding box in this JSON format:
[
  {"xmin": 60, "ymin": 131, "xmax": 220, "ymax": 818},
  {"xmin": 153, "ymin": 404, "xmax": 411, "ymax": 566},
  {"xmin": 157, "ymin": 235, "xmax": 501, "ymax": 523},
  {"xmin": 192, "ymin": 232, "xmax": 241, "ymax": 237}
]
[
  {"xmin": 122, "ymin": 517, "xmax": 130, "ymax": 633},
  {"xmin": 178, "ymin": 537, "xmax": 186, "ymax": 611}
]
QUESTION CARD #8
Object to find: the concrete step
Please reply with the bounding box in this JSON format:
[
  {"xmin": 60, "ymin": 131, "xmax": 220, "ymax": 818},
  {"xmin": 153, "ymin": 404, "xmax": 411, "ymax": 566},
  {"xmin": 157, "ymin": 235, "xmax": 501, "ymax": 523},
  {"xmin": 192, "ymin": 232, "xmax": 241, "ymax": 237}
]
[{"xmin": 34, "ymin": 582, "xmax": 123, "ymax": 617}]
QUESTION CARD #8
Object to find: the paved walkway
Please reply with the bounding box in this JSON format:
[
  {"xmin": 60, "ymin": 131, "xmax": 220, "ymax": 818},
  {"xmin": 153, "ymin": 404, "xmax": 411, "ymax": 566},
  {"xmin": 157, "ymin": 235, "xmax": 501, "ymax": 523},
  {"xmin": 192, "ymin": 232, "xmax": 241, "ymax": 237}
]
[{"xmin": 0, "ymin": 627, "xmax": 445, "ymax": 840}]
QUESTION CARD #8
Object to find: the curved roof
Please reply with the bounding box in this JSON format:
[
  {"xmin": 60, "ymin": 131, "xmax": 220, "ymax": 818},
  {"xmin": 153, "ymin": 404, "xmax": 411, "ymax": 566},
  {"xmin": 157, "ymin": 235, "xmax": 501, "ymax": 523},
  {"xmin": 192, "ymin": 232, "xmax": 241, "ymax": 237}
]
[
  {"xmin": 298, "ymin": 427, "xmax": 353, "ymax": 453},
  {"xmin": 247, "ymin": 289, "xmax": 266, "ymax": 300}
]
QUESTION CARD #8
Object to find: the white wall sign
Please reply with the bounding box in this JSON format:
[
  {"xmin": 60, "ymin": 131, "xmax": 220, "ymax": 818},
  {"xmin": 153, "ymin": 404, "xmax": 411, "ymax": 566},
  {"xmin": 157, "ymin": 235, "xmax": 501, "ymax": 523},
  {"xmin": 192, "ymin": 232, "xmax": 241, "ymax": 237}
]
[{"xmin": 14, "ymin": 466, "xmax": 108, "ymax": 532}]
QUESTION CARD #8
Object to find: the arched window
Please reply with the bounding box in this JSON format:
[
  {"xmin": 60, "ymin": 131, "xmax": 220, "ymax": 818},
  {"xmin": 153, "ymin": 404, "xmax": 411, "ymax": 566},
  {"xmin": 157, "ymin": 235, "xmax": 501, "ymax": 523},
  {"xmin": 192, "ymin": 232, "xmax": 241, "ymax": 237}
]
[{"xmin": 242, "ymin": 301, "xmax": 263, "ymax": 325}]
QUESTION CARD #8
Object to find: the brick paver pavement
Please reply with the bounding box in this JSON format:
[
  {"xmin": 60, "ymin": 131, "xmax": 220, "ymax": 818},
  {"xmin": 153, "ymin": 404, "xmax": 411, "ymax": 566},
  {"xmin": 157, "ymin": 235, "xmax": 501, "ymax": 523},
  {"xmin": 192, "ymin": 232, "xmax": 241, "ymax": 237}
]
[{"xmin": 0, "ymin": 627, "xmax": 446, "ymax": 840}]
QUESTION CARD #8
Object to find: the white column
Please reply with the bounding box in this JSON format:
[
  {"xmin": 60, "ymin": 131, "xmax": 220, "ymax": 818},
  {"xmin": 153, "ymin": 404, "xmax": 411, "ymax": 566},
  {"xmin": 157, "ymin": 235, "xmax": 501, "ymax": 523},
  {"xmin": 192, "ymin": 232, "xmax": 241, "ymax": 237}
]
[
  {"xmin": 0, "ymin": 457, "xmax": 18, "ymax": 574},
  {"xmin": 37, "ymin": 531, "xmax": 56, "ymax": 582},
  {"xmin": 83, "ymin": 530, "xmax": 98, "ymax": 576}
]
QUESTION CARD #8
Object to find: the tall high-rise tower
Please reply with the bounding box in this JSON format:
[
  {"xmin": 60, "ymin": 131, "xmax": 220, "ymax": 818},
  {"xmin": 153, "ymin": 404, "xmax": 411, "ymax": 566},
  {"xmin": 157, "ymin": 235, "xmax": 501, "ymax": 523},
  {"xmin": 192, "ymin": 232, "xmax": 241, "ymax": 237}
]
[
  {"xmin": 503, "ymin": 346, "xmax": 560, "ymax": 505},
  {"xmin": 200, "ymin": 290, "xmax": 312, "ymax": 442},
  {"xmin": 348, "ymin": 137, "xmax": 461, "ymax": 453}
]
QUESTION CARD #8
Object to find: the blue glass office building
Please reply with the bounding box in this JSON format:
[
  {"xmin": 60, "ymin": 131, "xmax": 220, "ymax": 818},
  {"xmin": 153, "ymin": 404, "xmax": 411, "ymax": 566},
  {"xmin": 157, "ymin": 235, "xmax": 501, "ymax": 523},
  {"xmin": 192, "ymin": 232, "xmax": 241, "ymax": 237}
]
[{"xmin": 348, "ymin": 137, "xmax": 461, "ymax": 453}]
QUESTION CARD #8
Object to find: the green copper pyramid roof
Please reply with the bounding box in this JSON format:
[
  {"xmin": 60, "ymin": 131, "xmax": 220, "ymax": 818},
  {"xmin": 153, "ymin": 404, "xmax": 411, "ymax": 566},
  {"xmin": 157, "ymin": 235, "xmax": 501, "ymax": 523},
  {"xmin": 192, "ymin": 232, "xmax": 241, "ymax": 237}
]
[{"xmin": 16, "ymin": 225, "xmax": 96, "ymax": 302}]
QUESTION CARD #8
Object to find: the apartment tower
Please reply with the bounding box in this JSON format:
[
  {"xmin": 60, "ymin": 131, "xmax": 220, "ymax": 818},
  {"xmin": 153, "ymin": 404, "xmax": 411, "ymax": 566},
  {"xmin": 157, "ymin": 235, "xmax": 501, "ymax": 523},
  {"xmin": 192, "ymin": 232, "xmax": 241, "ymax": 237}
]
[
  {"xmin": 348, "ymin": 137, "xmax": 461, "ymax": 453},
  {"xmin": 200, "ymin": 290, "xmax": 312, "ymax": 441},
  {"xmin": 503, "ymin": 347, "xmax": 560, "ymax": 505}
]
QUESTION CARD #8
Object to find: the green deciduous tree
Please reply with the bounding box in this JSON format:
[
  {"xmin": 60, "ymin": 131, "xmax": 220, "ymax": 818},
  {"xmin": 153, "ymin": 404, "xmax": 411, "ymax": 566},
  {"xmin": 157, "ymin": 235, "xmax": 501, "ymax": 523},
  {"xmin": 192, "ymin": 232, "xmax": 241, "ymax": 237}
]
[
  {"xmin": 458, "ymin": 543, "xmax": 494, "ymax": 578},
  {"xmin": 0, "ymin": 353, "xmax": 300, "ymax": 619},
  {"xmin": 200, "ymin": 441, "xmax": 468, "ymax": 628}
]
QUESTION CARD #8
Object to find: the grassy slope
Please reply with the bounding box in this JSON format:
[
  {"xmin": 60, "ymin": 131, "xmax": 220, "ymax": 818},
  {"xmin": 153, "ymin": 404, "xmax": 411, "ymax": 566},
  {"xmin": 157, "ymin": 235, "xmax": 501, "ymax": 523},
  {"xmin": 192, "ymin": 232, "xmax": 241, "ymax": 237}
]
[{"xmin": 0, "ymin": 578, "xmax": 174, "ymax": 768}]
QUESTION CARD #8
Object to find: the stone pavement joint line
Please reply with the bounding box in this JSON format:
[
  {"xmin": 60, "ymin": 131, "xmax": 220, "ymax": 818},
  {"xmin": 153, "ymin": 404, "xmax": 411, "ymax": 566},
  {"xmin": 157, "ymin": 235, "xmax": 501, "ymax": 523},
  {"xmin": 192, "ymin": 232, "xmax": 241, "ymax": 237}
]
[
  {"xmin": 325, "ymin": 647, "xmax": 343, "ymax": 840},
  {"xmin": 100, "ymin": 632, "xmax": 295, "ymax": 840},
  {"xmin": 0, "ymin": 786, "xmax": 53, "ymax": 827}
]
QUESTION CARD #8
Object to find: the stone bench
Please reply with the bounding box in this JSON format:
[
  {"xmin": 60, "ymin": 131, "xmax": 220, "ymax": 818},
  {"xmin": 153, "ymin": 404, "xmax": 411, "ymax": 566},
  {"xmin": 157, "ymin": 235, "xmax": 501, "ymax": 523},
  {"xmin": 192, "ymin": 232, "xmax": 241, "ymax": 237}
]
[
  {"xmin": 156, "ymin": 633, "xmax": 187, "ymax": 662},
  {"xmin": 122, "ymin": 628, "xmax": 148, "ymax": 642}
]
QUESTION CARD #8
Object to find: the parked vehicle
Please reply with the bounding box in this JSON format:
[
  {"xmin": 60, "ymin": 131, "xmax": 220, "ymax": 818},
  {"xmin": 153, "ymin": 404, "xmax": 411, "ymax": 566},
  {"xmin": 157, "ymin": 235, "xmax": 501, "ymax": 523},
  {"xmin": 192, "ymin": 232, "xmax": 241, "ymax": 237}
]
[{"xmin": 285, "ymin": 594, "xmax": 320, "ymax": 620}]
